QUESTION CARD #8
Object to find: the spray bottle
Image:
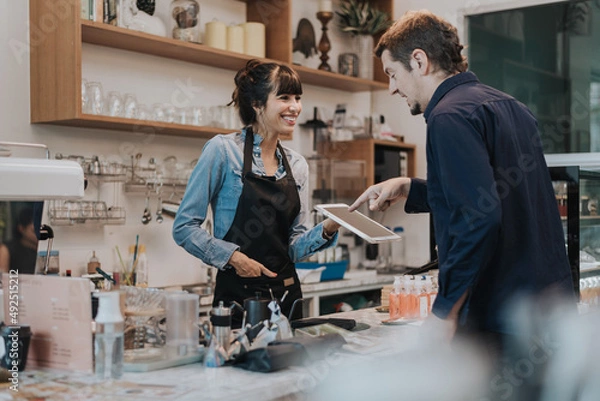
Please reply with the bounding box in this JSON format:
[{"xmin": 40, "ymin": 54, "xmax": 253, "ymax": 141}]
[{"xmin": 94, "ymin": 291, "xmax": 124, "ymax": 380}]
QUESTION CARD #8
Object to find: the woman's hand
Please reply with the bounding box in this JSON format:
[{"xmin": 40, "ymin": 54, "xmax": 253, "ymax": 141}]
[
  {"xmin": 322, "ymin": 219, "xmax": 340, "ymax": 239},
  {"xmin": 349, "ymin": 177, "xmax": 412, "ymax": 212},
  {"xmin": 228, "ymin": 250, "xmax": 277, "ymax": 278}
]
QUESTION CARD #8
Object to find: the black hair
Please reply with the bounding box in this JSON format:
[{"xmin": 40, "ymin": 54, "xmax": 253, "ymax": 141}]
[
  {"xmin": 13, "ymin": 206, "xmax": 34, "ymax": 240},
  {"xmin": 230, "ymin": 59, "xmax": 303, "ymax": 126}
]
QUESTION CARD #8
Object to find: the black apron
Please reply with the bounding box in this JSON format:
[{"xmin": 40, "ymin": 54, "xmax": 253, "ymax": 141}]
[{"xmin": 213, "ymin": 128, "xmax": 303, "ymax": 326}]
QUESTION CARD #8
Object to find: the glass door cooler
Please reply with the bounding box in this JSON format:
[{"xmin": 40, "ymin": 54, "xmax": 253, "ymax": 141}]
[{"xmin": 550, "ymin": 166, "xmax": 600, "ymax": 308}]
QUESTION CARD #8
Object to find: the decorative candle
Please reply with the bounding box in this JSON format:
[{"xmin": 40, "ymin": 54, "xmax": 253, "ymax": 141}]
[
  {"xmin": 318, "ymin": 0, "xmax": 333, "ymax": 12},
  {"xmin": 243, "ymin": 22, "xmax": 266, "ymax": 58},
  {"xmin": 204, "ymin": 20, "xmax": 227, "ymax": 50},
  {"xmin": 227, "ymin": 24, "xmax": 245, "ymax": 54}
]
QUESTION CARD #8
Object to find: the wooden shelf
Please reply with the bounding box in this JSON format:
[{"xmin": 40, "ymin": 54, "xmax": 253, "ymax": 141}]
[
  {"xmin": 36, "ymin": 114, "xmax": 234, "ymax": 138},
  {"xmin": 293, "ymin": 65, "xmax": 387, "ymax": 91},
  {"xmin": 81, "ymin": 20, "xmax": 253, "ymax": 73},
  {"xmin": 30, "ymin": 0, "xmax": 392, "ymax": 140},
  {"xmin": 81, "ymin": 20, "xmax": 387, "ymax": 92}
]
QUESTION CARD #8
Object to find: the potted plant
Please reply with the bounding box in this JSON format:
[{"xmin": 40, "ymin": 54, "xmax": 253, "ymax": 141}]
[{"xmin": 336, "ymin": 0, "xmax": 392, "ymax": 79}]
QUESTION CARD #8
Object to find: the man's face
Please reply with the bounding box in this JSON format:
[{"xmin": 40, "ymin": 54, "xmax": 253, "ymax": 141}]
[{"xmin": 382, "ymin": 49, "xmax": 424, "ymax": 115}]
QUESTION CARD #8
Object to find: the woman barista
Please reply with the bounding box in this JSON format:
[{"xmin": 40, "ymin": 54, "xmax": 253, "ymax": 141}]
[{"xmin": 173, "ymin": 60, "xmax": 340, "ymax": 324}]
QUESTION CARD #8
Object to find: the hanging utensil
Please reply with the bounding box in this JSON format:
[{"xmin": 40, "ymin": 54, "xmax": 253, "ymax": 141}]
[
  {"xmin": 156, "ymin": 195, "xmax": 163, "ymax": 223},
  {"xmin": 142, "ymin": 193, "xmax": 152, "ymax": 224}
]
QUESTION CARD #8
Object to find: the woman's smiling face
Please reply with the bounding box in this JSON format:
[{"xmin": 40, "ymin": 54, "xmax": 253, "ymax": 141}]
[{"xmin": 257, "ymin": 91, "xmax": 302, "ymax": 137}]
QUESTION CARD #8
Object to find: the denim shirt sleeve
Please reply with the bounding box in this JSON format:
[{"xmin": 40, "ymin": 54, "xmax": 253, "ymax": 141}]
[
  {"xmin": 286, "ymin": 152, "xmax": 338, "ymax": 261},
  {"xmin": 172, "ymin": 136, "xmax": 239, "ymax": 269}
]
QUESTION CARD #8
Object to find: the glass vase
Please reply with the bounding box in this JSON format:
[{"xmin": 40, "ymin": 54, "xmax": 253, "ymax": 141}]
[
  {"xmin": 170, "ymin": 0, "xmax": 200, "ymax": 43},
  {"xmin": 354, "ymin": 34, "xmax": 374, "ymax": 80}
]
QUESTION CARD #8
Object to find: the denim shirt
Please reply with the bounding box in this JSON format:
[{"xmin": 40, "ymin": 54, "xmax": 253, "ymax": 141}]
[{"xmin": 173, "ymin": 128, "xmax": 337, "ymax": 270}]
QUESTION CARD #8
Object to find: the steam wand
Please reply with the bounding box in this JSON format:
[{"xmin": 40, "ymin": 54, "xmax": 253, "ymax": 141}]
[{"xmin": 38, "ymin": 224, "xmax": 54, "ymax": 275}]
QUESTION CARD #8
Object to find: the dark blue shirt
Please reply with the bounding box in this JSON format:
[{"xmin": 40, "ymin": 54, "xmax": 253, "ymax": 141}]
[{"xmin": 405, "ymin": 72, "xmax": 574, "ymax": 333}]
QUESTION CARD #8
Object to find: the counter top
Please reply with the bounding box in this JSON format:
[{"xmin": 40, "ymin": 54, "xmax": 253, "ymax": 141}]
[
  {"xmin": 7, "ymin": 308, "xmax": 423, "ymax": 401},
  {"xmin": 301, "ymin": 270, "xmax": 394, "ymax": 295}
]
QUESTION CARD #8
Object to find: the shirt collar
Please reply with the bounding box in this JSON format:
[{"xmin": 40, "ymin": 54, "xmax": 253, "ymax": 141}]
[
  {"xmin": 241, "ymin": 127, "xmax": 283, "ymax": 161},
  {"xmin": 241, "ymin": 126, "xmax": 265, "ymax": 147},
  {"xmin": 423, "ymin": 71, "xmax": 479, "ymax": 122}
]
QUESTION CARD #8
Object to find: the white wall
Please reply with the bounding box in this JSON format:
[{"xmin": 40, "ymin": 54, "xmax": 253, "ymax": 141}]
[
  {"xmin": 0, "ymin": 0, "xmax": 372, "ymax": 286},
  {"xmin": 2, "ymin": 0, "xmax": 553, "ymax": 284}
]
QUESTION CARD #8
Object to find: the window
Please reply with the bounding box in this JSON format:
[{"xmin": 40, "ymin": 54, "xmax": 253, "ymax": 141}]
[{"xmin": 467, "ymin": 0, "xmax": 600, "ymax": 154}]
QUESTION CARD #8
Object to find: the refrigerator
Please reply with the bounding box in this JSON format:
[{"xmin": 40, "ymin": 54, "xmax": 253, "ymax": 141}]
[{"xmin": 550, "ymin": 166, "xmax": 600, "ymax": 302}]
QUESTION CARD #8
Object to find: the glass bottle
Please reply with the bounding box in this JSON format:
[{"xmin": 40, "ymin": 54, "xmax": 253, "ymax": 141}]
[
  {"xmin": 429, "ymin": 271, "xmax": 439, "ymax": 313},
  {"xmin": 94, "ymin": 291, "xmax": 124, "ymax": 380},
  {"xmin": 389, "ymin": 276, "xmax": 402, "ymax": 320},
  {"xmin": 88, "ymin": 250, "xmax": 101, "ymax": 274},
  {"xmin": 404, "ymin": 275, "xmax": 418, "ymax": 319},
  {"xmin": 416, "ymin": 277, "xmax": 429, "ymax": 319}
]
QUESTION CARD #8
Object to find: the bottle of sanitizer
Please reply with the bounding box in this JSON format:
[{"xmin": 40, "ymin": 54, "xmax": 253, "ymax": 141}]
[
  {"xmin": 389, "ymin": 276, "xmax": 402, "ymax": 320},
  {"xmin": 94, "ymin": 291, "xmax": 124, "ymax": 380}
]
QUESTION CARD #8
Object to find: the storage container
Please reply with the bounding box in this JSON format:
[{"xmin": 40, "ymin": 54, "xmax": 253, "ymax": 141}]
[{"xmin": 296, "ymin": 260, "xmax": 348, "ymax": 281}]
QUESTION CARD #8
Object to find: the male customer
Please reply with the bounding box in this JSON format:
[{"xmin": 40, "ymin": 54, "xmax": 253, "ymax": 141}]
[{"xmin": 350, "ymin": 10, "xmax": 574, "ymax": 346}]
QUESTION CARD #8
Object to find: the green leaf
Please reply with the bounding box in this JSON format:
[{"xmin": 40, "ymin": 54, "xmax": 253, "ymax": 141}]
[{"xmin": 335, "ymin": 0, "xmax": 392, "ymax": 36}]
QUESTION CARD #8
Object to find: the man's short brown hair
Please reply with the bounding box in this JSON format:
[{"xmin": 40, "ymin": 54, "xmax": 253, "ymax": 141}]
[{"xmin": 375, "ymin": 10, "xmax": 468, "ymax": 75}]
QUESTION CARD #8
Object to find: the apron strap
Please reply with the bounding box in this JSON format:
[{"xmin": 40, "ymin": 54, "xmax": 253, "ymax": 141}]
[
  {"xmin": 243, "ymin": 126, "xmax": 254, "ymax": 180},
  {"xmin": 242, "ymin": 127, "xmax": 296, "ymax": 182}
]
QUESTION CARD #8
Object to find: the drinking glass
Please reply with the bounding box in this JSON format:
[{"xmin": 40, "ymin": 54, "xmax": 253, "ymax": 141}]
[
  {"xmin": 164, "ymin": 104, "xmax": 177, "ymax": 123},
  {"xmin": 151, "ymin": 103, "xmax": 166, "ymax": 122},
  {"xmin": 137, "ymin": 104, "xmax": 151, "ymax": 120},
  {"xmin": 94, "ymin": 201, "xmax": 108, "ymax": 218},
  {"xmin": 106, "ymin": 91, "xmax": 123, "ymax": 117},
  {"xmin": 81, "ymin": 78, "xmax": 88, "ymax": 113},
  {"xmin": 85, "ymin": 81, "xmax": 104, "ymax": 115},
  {"xmin": 224, "ymin": 105, "xmax": 239, "ymax": 129},
  {"xmin": 65, "ymin": 201, "xmax": 80, "ymax": 221},
  {"xmin": 187, "ymin": 106, "xmax": 204, "ymax": 126},
  {"xmin": 176, "ymin": 107, "xmax": 187, "ymax": 125},
  {"xmin": 123, "ymin": 93, "xmax": 138, "ymax": 119},
  {"xmin": 209, "ymin": 105, "xmax": 223, "ymax": 127}
]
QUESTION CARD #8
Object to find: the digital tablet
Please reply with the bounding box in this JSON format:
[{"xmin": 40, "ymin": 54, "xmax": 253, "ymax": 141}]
[{"xmin": 314, "ymin": 203, "xmax": 401, "ymax": 243}]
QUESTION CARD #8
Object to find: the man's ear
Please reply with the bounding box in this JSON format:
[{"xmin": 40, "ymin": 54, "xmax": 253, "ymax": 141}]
[{"xmin": 411, "ymin": 49, "xmax": 429, "ymax": 74}]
